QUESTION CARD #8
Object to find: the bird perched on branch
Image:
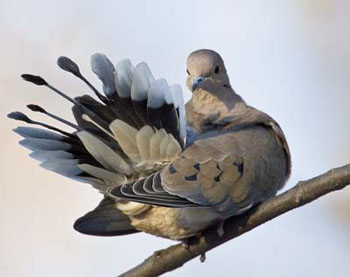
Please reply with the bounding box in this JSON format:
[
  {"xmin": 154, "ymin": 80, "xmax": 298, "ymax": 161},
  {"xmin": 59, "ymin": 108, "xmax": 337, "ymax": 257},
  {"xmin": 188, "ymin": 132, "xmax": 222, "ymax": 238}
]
[{"xmin": 9, "ymin": 49, "xmax": 291, "ymax": 240}]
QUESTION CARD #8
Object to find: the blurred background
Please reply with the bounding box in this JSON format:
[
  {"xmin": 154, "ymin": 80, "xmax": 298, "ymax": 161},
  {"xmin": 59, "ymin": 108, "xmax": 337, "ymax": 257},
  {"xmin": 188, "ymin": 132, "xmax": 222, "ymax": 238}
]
[{"xmin": 1, "ymin": 0, "xmax": 349, "ymax": 276}]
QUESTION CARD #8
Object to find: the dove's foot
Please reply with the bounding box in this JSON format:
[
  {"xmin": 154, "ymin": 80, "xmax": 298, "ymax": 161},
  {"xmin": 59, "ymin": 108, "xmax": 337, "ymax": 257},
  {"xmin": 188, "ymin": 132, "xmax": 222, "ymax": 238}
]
[{"xmin": 200, "ymin": 253, "xmax": 206, "ymax": 263}]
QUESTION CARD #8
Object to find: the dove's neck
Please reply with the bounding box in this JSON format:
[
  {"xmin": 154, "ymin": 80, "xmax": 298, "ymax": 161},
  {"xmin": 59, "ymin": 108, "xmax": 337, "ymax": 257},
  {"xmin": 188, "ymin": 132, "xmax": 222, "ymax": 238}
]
[{"xmin": 186, "ymin": 86, "xmax": 248, "ymax": 132}]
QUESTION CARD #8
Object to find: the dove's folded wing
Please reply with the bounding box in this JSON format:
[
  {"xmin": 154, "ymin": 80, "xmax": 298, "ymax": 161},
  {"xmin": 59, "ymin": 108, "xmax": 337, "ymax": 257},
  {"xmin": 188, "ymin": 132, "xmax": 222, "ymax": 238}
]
[
  {"xmin": 109, "ymin": 123, "xmax": 288, "ymax": 217},
  {"xmin": 108, "ymin": 129, "xmax": 243, "ymax": 211}
]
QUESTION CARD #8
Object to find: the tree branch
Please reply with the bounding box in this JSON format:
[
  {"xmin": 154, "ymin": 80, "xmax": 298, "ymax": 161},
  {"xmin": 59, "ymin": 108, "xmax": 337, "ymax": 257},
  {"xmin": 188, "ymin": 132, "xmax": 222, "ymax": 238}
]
[{"xmin": 119, "ymin": 164, "xmax": 350, "ymax": 277}]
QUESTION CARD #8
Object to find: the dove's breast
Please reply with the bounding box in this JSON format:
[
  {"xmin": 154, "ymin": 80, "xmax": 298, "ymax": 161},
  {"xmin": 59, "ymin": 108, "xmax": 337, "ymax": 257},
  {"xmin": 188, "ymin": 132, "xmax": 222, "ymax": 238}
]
[{"xmin": 234, "ymin": 125, "xmax": 289, "ymax": 201}]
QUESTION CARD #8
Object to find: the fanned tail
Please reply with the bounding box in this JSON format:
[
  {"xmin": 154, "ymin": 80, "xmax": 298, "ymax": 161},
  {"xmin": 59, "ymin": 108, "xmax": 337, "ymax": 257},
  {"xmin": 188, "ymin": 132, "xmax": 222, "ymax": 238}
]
[
  {"xmin": 10, "ymin": 54, "xmax": 186, "ymax": 186},
  {"xmin": 8, "ymin": 53, "xmax": 187, "ymax": 236}
]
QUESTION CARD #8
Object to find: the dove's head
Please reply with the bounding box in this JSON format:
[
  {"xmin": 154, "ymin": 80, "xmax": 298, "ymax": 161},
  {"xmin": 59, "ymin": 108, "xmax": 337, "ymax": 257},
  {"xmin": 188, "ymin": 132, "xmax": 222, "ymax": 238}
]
[{"xmin": 186, "ymin": 49, "xmax": 230, "ymax": 92}]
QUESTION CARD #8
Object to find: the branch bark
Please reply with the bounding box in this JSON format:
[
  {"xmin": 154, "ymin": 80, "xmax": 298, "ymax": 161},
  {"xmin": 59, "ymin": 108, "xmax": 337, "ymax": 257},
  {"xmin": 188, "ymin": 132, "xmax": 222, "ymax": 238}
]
[{"xmin": 119, "ymin": 164, "xmax": 350, "ymax": 277}]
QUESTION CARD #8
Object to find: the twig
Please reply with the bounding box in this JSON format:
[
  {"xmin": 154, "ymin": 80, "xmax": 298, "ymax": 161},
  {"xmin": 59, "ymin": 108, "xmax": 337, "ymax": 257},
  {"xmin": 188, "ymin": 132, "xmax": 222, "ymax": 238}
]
[{"xmin": 119, "ymin": 164, "xmax": 350, "ymax": 277}]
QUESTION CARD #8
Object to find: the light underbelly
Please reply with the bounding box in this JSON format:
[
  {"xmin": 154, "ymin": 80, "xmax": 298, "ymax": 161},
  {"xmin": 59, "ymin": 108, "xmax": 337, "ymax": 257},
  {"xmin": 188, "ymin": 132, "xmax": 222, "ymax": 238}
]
[{"xmin": 129, "ymin": 206, "xmax": 222, "ymax": 240}]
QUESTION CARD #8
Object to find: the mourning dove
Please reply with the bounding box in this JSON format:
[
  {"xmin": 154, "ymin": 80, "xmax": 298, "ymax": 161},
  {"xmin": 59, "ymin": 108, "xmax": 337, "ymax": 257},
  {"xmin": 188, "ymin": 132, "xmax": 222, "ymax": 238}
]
[{"xmin": 9, "ymin": 49, "xmax": 291, "ymax": 240}]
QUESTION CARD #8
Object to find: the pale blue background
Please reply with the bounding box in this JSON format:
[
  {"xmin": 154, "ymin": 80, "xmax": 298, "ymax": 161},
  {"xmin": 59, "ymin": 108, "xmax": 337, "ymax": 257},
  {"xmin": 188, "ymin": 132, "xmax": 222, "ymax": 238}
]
[{"xmin": 1, "ymin": 0, "xmax": 349, "ymax": 276}]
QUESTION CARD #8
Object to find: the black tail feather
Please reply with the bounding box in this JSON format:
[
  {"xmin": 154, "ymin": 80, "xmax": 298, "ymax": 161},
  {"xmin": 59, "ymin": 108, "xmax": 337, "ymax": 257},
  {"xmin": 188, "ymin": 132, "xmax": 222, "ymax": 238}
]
[{"xmin": 74, "ymin": 197, "xmax": 139, "ymax": 236}]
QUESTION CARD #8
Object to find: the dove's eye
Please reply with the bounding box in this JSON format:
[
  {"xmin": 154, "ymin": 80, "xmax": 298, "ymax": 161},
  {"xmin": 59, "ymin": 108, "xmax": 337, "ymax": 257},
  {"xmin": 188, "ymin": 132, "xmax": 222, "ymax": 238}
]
[
  {"xmin": 215, "ymin": 66, "xmax": 220, "ymax": 74},
  {"xmin": 186, "ymin": 69, "xmax": 190, "ymax": 75}
]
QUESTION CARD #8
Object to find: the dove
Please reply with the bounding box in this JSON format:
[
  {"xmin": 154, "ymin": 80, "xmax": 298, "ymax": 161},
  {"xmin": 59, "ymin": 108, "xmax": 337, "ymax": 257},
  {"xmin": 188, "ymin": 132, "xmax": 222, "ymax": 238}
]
[{"xmin": 8, "ymin": 49, "xmax": 291, "ymax": 240}]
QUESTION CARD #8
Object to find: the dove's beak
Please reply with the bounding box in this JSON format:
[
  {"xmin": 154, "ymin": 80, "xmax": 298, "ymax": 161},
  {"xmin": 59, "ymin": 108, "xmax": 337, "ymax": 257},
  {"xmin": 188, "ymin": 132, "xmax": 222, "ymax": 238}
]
[{"xmin": 192, "ymin": 76, "xmax": 205, "ymax": 91}]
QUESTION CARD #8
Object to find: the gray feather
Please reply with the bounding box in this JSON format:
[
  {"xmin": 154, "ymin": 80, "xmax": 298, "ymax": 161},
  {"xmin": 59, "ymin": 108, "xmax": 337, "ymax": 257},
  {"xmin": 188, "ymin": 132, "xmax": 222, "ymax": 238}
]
[
  {"xmin": 91, "ymin": 53, "xmax": 116, "ymax": 97},
  {"xmin": 14, "ymin": 127, "xmax": 64, "ymax": 140},
  {"xmin": 147, "ymin": 79, "xmax": 169, "ymax": 109},
  {"xmin": 115, "ymin": 59, "xmax": 135, "ymax": 98},
  {"xmin": 170, "ymin": 84, "xmax": 186, "ymax": 141},
  {"xmin": 131, "ymin": 62, "xmax": 154, "ymax": 101},
  {"xmin": 74, "ymin": 197, "xmax": 138, "ymax": 236},
  {"xmin": 30, "ymin": 150, "xmax": 74, "ymax": 162},
  {"xmin": 19, "ymin": 138, "xmax": 71, "ymax": 151},
  {"xmin": 40, "ymin": 159, "xmax": 83, "ymax": 177}
]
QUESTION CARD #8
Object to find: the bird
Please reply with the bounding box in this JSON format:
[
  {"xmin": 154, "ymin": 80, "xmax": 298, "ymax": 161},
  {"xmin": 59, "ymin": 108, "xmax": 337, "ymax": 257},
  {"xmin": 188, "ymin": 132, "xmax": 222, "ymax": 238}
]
[{"xmin": 8, "ymin": 49, "xmax": 291, "ymax": 240}]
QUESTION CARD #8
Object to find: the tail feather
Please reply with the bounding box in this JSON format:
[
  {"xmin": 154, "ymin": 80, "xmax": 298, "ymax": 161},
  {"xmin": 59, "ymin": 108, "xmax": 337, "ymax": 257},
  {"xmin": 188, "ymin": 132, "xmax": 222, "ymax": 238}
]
[
  {"xmin": 30, "ymin": 149, "xmax": 73, "ymax": 162},
  {"xmin": 109, "ymin": 119, "xmax": 139, "ymax": 162},
  {"xmin": 19, "ymin": 138, "xmax": 71, "ymax": 152},
  {"xmin": 147, "ymin": 79, "xmax": 179, "ymax": 141},
  {"xmin": 74, "ymin": 95, "xmax": 116, "ymax": 123},
  {"xmin": 136, "ymin": 126, "xmax": 155, "ymax": 161},
  {"xmin": 76, "ymin": 131, "xmax": 131, "ymax": 174},
  {"xmin": 14, "ymin": 126, "xmax": 64, "ymax": 140},
  {"xmin": 130, "ymin": 62, "xmax": 155, "ymax": 126},
  {"xmin": 114, "ymin": 59, "xmax": 134, "ymax": 98},
  {"xmin": 170, "ymin": 84, "xmax": 186, "ymax": 142},
  {"xmin": 90, "ymin": 53, "xmax": 116, "ymax": 97},
  {"xmin": 77, "ymin": 164, "xmax": 125, "ymax": 184},
  {"xmin": 74, "ymin": 197, "xmax": 139, "ymax": 236}
]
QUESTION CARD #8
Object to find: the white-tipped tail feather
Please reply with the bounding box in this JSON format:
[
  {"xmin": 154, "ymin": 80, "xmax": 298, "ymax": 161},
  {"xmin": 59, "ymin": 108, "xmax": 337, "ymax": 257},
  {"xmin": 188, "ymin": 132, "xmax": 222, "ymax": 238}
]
[
  {"xmin": 147, "ymin": 79, "xmax": 172, "ymax": 108},
  {"xmin": 131, "ymin": 62, "xmax": 155, "ymax": 101},
  {"xmin": 114, "ymin": 59, "xmax": 135, "ymax": 98},
  {"xmin": 91, "ymin": 53, "xmax": 116, "ymax": 96},
  {"xmin": 170, "ymin": 84, "xmax": 186, "ymax": 141}
]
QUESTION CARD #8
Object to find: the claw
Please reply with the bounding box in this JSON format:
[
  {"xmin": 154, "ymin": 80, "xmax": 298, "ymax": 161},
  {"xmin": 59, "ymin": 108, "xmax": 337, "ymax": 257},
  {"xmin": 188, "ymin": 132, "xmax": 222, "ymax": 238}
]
[
  {"xmin": 182, "ymin": 238, "xmax": 190, "ymax": 251},
  {"xmin": 200, "ymin": 253, "xmax": 206, "ymax": 263},
  {"xmin": 217, "ymin": 220, "xmax": 225, "ymax": 237}
]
